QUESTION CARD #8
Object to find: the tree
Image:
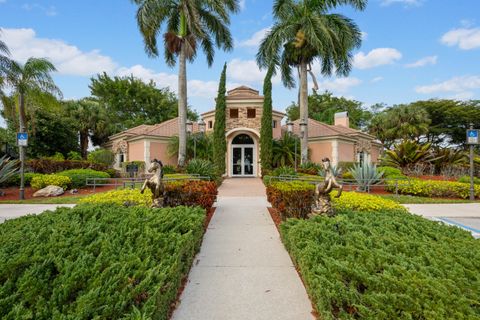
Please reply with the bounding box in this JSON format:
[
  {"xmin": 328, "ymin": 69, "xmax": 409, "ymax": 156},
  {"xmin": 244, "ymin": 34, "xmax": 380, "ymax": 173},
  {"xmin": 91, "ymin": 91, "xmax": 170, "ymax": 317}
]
[
  {"xmin": 132, "ymin": 0, "xmax": 239, "ymax": 167},
  {"xmin": 286, "ymin": 91, "xmax": 372, "ymax": 129},
  {"xmin": 257, "ymin": 0, "xmax": 366, "ymax": 164},
  {"xmin": 90, "ymin": 73, "xmax": 179, "ymax": 131},
  {"xmin": 2, "ymin": 57, "xmax": 60, "ymax": 199},
  {"xmin": 213, "ymin": 63, "xmax": 227, "ymax": 175},
  {"xmin": 64, "ymin": 98, "xmax": 104, "ymax": 159},
  {"xmin": 260, "ymin": 65, "xmax": 274, "ymax": 172},
  {"xmin": 272, "ymin": 132, "xmax": 300, "ymax": 168}
]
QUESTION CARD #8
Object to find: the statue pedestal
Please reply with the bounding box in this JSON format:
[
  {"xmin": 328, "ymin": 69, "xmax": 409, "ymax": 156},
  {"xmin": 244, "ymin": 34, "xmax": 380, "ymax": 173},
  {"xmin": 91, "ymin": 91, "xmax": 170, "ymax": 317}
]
[
  {"xmin": 310, "ymin": 194, "xmax": 335, "ymax": 217},
  {"xmin": 152, "ymin": 196, "xmax": 165, "ymax": 208}
]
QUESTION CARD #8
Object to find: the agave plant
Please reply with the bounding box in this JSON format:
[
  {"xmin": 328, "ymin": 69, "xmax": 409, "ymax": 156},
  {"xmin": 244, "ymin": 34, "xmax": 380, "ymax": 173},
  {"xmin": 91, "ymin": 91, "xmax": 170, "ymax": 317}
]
[
  {"xmin": 349, "ymin": 163, "xmax": 384, "ymax": 192},
  {"xmin": 381, "ymin": 140, "xmax": 440, "ymax": 173},
  {"xmin": 0, "ymin": 155, "xmax": 19, "ymax": 187}
]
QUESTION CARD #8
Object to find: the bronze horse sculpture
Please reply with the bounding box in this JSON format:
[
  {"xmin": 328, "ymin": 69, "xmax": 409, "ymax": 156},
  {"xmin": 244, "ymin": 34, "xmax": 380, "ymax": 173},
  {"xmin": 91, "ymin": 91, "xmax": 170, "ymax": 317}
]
[
  {"xmin": 311, "ymin": 157, "xmax": 343, "ymax": 217},
  {"xmin": 140, "ymin": 159, "xmax": 166, "ymax": 207}
]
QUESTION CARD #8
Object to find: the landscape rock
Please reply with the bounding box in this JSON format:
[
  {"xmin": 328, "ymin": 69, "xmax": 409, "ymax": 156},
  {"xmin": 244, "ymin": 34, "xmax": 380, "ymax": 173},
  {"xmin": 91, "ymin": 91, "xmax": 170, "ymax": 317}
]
[{"xmin": 33, "ymin": 185, "xmax": 64, "ymax": 197}]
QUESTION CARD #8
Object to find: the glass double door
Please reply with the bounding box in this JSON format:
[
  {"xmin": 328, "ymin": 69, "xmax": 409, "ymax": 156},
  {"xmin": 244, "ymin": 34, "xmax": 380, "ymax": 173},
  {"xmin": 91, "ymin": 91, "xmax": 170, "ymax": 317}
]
[{"xmin": 232, "ymin": 146, "xmax": 254, "ymax": 176}]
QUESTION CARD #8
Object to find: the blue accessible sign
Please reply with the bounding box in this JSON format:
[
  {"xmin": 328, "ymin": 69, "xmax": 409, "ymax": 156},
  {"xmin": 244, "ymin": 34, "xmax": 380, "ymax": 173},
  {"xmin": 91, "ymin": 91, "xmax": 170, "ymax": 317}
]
[
  {"xmin": 467, "ymin": 129, "xmax": 479, "ymax": 145},
  {"xmin": 17, "ymin": 132, "xmax": 28, "ymax": 146}
]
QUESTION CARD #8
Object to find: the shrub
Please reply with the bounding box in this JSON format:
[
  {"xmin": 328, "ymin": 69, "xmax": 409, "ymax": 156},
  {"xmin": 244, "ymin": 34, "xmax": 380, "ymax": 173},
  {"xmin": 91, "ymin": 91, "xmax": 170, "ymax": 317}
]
[
  {"xmin": 80, "ymin": 188, "xmax": 152, "ymax": 206},
  {"xmin": 186, "ymin": 159, "xmax": 217, "ymax": 180},
  {"xmin": 87, "ymin": 148, "xmax": 115, "ymax": 166},
  {"xmin": 105, "ymin": 168, "xmax": 119, "ymax": 178},
  {"xmin": 332, "ymin": 191, "xmax": 406, "ymax": 212},
  {"xmin": 387, "ymin": 179, "xmax": 480, "ymax": 199},
  {"xmin": 337, "ymin": 161, "xmax": 355, "ymax": 173},
  {"xmin": 0, "ymin": 204, "xmax": 205, "ymax": 319},
  {"xmin": 162, "ymin": 164, "xmax": 177, "ymax": 174},
  {"xmin": 67, "ymin": 151, "xmax": 82, "ymax": 160},
  {"xmin": 57, "ymin": 169, "xmax": 110, "ymax": 188},
  {"xmin": 31, "ymin": 174, "xmax": 71, "ymax": 190},
  {"xmin": 27, "ymin": 158, "xmax": 108, "ymax": 174},
  {"xmin": 271, "ymin": 166, "xmax": 297, "ymax": 177},
  {"xmin": 349, "ymin": 163, "xmax": 384, "ymax": 191},
  {"xmin": 48, "ymin": 151, "xmax": 65, "ymax": 161},
  {"xmin": 280, "ymin": 209, "xmax": 480, "ymax": 319},
  {"xmin": 341, "ymin": 171, "xmax": 353, "ymax": 180},
  {"xmin": 458, "ymin": 175, "xmax": 480, "ymax": 185},
  {"xmin": 297, "ymin": 162, "xmax": 321, "ymax": 175},
  {"xmin": 1, "ymin": 172, "xmax": 42, "ymax": 187},
  {"xmin": 379, "ymin": 166, "xmax": 407, "ymax": 179}
]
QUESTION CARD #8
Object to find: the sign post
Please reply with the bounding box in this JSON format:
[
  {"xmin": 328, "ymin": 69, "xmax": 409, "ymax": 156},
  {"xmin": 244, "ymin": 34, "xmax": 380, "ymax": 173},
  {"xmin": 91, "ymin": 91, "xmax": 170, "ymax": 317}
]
[
  {"xmin": 17, "ymin": 132, "xmax": 28, "ymax": 146},
  {"xmin": 466, "ymin": 125, "xmax": 479, "ymax": 201}
]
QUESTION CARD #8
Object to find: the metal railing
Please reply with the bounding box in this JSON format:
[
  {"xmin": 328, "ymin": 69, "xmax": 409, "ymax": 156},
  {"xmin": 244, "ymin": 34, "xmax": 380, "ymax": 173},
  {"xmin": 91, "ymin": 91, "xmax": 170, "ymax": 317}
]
[
  {"xmin": 86, "ymin": 174, "xmax": 211, "ymax": 191},
  {"xmin": 266, "ymin": 175, "xmax": 413, "ymax": 196}
]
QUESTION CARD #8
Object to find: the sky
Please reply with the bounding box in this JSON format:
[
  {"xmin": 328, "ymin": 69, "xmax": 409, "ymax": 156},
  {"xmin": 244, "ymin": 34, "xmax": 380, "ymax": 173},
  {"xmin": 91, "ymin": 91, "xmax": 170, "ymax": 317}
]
[{"xmin": 1, "ymin": 0, "xmax": 480, "ymax": 121}]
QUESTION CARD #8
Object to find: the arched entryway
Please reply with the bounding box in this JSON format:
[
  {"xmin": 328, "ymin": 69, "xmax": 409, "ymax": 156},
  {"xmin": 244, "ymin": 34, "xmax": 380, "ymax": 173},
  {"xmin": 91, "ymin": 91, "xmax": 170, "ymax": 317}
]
[{"xmin": 231, "ymin": 133, "xmax": 256, "ymax": 177}]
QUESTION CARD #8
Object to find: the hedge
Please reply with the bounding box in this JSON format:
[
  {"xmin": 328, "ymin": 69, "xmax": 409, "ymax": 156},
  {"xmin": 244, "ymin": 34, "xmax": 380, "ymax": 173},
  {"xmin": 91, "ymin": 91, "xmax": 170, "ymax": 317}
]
[
  {"xmin": 31, "ymin": 174, "xmax": 71, "ymax": 190},
  {"xmin": 387, "ymin": 179, "xmax": 480, "ymax": 199},
  {"xmin": 27, "ymin": 158, "xmax": 108, "ymax": 174},
  {"xmin": 280, "ymin": 209, "xmax": 480, "ymax": 319},
  {"xmin": 0, "ymin": 204, "xmax": 205, "ymax": 319},
  {"xmin": 80, "ymin": 180, "xmax": 218, "ymax": 210},
  {"xmin": 57, "ymin": 169, "xmax": 110, "ymax": 188},
  {"xmin": 1, "ymin": 172, "xmax": 42, "ymax": 187},
  {"xmin": 266, "ymin": 181, "xmax": 404, "ymax": 219}
]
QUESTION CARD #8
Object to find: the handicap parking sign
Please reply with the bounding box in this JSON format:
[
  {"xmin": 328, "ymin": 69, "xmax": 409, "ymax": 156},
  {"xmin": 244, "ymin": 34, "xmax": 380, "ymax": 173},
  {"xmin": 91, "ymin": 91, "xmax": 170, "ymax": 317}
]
[
  {"xmin": 17, "ymin": 132, "xmax": 28, "ymax": 146},
  {"xmin": 467, "ymin": 129, "xmax": 479, "ymax": 144}
]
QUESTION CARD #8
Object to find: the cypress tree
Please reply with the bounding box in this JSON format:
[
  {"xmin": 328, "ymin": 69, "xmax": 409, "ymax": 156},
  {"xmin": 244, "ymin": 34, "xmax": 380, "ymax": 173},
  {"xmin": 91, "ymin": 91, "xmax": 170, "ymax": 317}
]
[
  {"xmin": 260, "ymin": 65, "xmax": 274, "ymax": 173},
  {"xmin": 213, "ymin": 63, "xmax": 227, "ymax": 175}
]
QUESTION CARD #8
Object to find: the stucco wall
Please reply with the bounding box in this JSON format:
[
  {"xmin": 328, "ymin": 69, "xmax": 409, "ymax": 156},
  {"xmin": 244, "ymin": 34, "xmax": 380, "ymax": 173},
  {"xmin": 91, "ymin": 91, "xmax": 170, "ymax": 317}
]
[
  {"xmin": 309, "ymin": 141, "xmax": 332, "ymax": 163},
  {"xmin": 273, "ymin": 115, "xmax": 283, "ymax": 139},
  {"xmin": 150, "ymin": 141, "xmax": 176, "ymax": 166},
  {"xmin": 128, "ymin": 141, "xmax": 144, "ymax": 162},
  {"xmin": 338, "ymin": 142, "xmax": 355, "ymax": 163},
  {"xmin": 370, "ymin": 146, "xmax": 381, "ymax": 163}
]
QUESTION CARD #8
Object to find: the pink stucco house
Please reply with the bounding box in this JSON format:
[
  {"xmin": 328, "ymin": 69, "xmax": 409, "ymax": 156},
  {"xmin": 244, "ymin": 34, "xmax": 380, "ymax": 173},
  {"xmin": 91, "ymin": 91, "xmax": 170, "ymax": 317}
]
[{"xmin": 104, "ymin": 86, "xmax": 382, "ymax": 177}]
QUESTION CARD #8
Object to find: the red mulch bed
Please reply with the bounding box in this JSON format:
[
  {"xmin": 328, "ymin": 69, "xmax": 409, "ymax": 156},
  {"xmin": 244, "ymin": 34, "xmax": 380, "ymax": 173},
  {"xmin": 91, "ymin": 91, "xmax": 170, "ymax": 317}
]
[
  {"xmin": 268, "ymin": 206, "xmax": 282, "ymax": 231},
  {"xmin": 0, "ymin": 186, "xmax": 117, "ymax": 201}
]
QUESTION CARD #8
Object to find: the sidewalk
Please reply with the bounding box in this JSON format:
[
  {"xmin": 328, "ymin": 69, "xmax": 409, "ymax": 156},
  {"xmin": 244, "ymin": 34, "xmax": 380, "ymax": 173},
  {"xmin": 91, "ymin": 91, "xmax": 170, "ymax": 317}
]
[
  {"xmin": 172, "ymin": 178, "xmax": 314, "ymax": 320},
  {"xmin": 0, "ymin": 204, "xmax": 76, "ymax": 223}
]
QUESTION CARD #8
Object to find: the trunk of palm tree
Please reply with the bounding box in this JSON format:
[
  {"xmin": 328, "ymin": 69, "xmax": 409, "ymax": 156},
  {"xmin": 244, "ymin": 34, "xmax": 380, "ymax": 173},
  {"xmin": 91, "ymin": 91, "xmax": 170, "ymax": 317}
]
[
  {"xmin": 177, "ymin": 42, "xmax": 188, "ymax": 167},
  {"xmin": 80, "ymin": 130, "xmax": 89, "ymax": 159},
  {"xmin": 299, "ymin": 62, "xmax": 308, "ymax": 164},
  {"xmin": 18, "ymin": 92, "xmax": 26, "ymax": 200}
]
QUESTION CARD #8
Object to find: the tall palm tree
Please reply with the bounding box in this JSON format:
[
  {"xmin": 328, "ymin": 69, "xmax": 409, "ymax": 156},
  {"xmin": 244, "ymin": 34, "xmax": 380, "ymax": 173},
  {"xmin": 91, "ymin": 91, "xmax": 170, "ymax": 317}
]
[
  {"xmin": 3, "ymin": 58, "xmax": 60, "ymax": 199},
  {"xmin": 257, "ymin": 0, "xmax": 366, "ymax": 164},
  {"xmin": 132, "ymin": 0, "xmax": 239, "ymax": 167},
  {"xmin": 0, "ymin": 31, "xmax": 12, "ymax": 102}
]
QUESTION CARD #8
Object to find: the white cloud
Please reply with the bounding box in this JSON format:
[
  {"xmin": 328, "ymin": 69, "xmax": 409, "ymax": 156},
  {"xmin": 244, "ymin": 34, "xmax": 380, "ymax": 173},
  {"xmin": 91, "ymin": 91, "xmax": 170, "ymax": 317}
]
[
  {"xmin": 441, "ymin": 27, "xmax": 480, "ymax": 50},
  {"xmin": 371, "ymin": 76, "xmax": 384, "ymax": 83},
  {"xmin": 415, "ymin": 75, "xmax": 480, "ymax": 100},
  {"xmin": 314, "ymin": 77, "xmax": 362, "ymax": 93},
  {"xmin": 22, "ymin": 3, "xmax": 57, "ymax": 16},
  {"xmin": 2, "ymin": 28, "xmax": 117, "ymax": 76},
  {"xmin": 405, "ymin": 55, "xmax": 437, "ymax": 68},
  {"xmin": 237, "ymin": 27, "xmax": 269, "ymax": 48},
  {"xmin": 353, "ymin": 48, "xmax": 402, "ymax": 69},
  {"xmin": 380, "ymin": 0, "xmax": 423, "ymax": 7},
  {"xmin": 227, "ymin": 58, "xmax": 280, "ymax": 84},
  {"xmin": 239, "ymin": 0, "xmax": 246, "ymax": 11}
]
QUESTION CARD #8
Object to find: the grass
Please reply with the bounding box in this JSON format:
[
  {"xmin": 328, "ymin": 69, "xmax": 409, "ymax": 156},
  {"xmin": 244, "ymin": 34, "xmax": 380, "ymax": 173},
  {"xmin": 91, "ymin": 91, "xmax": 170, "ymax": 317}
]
[
  {"xmin": 379, "ymin": 194, "xmax": 478, "ymax": 204},
  {"xmin": 0, "ymin": 195, "xmax": 86, "ymax": 204}
]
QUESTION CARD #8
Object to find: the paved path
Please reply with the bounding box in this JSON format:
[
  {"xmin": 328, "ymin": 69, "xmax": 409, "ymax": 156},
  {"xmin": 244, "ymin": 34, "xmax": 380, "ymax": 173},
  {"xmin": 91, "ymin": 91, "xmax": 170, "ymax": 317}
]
[
  {"xmin": 405, "ymin": 203, "xmax": 480, "ymax": 238},
  {"xmin": 172, "ymin": 178, "xmax": 314, "ymax": 320},
  {"xmin": 0, "ymin": 204, "xmax": 75, "ymax": 223}
]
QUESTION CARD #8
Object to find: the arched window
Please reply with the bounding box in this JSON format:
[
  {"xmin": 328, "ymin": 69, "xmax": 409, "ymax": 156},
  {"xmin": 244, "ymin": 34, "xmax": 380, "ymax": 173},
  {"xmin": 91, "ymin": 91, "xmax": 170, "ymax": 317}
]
[{"xmin": 232, "ymin": 134, "xmax": 254, "ymax": 144}]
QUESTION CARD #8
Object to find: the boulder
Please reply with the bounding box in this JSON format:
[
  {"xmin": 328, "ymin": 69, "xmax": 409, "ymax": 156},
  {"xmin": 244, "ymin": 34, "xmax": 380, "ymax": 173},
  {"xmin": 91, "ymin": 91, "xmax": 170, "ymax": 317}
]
[{"xmin": 33, "ymin": 185, "xmax": 64, "ymax": 197}]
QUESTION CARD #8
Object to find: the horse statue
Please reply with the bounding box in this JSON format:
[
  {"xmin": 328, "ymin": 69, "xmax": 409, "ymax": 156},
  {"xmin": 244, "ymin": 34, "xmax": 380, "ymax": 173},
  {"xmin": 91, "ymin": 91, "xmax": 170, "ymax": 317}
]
[
  {"xmin": 311, "ymin": 158, "xmax": 343, "ymax": 217},
  {"xmin": 140, "ymin": 158, "xmax": 166, "ymax": 208}
]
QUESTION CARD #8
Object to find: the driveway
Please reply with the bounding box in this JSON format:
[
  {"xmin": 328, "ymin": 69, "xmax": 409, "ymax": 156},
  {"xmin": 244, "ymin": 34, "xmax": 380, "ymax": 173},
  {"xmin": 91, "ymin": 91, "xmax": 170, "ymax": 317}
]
[
  {"xmin": 0, "ymin": 204, "xmax": 75, "ymax": 223},
  {"xmin": 404, "ymin": 203, "xmax": 480, "ymax": 238}
]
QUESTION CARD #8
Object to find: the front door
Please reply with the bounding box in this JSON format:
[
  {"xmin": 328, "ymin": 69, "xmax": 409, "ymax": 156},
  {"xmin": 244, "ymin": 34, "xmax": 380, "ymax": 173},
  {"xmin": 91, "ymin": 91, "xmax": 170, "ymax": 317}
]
[{"xmin": 232, "ymin": 146, "xmax": 254, "ymax": 176}]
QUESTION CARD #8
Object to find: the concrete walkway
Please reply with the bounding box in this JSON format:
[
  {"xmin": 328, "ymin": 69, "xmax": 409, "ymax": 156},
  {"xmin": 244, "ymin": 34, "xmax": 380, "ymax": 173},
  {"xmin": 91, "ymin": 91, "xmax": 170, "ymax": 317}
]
[
  {"xmin": 172, "ymin": 178, "xmax": 314, "ymax": 320},
  {"xmin": 0, "ymin": 204, "xmax": 75, "ymax": 223}
]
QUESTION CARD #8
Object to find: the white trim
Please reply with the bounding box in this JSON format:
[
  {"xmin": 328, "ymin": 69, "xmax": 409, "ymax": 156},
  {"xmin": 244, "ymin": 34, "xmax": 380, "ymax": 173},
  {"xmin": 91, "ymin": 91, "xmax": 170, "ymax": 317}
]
[
  {"xmin": 144, "ymin": 140, "xmax": 151, "ymax": 173},
  {"xmin": 332, "ymin": 140, "xmax": 339, "ymax": 166},
  {"xmin": 227, "ymin": 130, "xmax": 259, "ymax": 177}
]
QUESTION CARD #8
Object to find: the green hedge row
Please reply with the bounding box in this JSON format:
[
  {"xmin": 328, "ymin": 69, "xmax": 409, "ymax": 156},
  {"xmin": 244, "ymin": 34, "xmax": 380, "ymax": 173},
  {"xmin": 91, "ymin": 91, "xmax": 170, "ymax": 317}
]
[
  {"xmin": 280, "ymin": 209, "xmax": 480, "ymax": 319},
  {"xmin": 0, "ymin": 204, "xmax": 205, "ymax": 319},
  {"xmin": 57, "ymin": 169, "xmax": 110, "ymax": 188},
  {"xmin": 387, "ymin": 179, "xmax": 480, "ymax": 199}
]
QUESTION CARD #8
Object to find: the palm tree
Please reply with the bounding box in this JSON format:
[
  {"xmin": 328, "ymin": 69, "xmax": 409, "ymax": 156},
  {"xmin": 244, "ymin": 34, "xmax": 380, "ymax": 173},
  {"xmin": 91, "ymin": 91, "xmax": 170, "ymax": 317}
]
[
  {"xmin": 0, "ymin": 31, "xmax": 12, "ymax": 103},
  {"xmin": 132, "ymin": 0, "xmax": 239, "ymax": 167},
  {"xmin": 3, "ymin": 58, "xmax": 60, "ymax": 199},
  {"xmin": 257, "ymin": 0, "xmax": 366, "ymax": 164},
  {"xmin": 272, "ymin": 132, "xmax": 300, "ymax": 168}
]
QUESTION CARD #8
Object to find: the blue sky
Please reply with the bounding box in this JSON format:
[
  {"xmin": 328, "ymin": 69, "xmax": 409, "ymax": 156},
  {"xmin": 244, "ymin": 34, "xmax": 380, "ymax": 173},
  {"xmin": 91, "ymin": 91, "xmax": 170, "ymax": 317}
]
[{"xmin": 1, "ymin": 0, "xmax": 480, "ymax": 119}]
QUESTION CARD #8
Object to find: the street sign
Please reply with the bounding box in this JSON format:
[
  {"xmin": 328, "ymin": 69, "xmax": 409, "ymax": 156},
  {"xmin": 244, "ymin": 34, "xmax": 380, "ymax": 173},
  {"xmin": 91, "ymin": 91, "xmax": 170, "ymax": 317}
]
[
  {"xmin": 17, "ymin": 132, "xmax": 28, "ymax": 146},
  {"xmin": 467, "ymin": 129, "xmax": 479, "ymax": 145}
]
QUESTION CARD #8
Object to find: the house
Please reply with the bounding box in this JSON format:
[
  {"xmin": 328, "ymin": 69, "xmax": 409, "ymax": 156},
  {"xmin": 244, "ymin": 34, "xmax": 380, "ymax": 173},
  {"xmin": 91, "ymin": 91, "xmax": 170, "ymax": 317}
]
[{"xmin": 104, "ymin": 85, "xmax": 382, "ymax": 176}]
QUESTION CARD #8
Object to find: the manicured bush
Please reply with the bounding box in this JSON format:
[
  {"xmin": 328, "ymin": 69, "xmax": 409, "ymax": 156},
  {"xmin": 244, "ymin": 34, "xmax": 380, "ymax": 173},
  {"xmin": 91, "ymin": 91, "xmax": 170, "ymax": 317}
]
[
  {"xmin": 58, "ymin": 169, "xmax": 110, "ymax": 188},
  {"xmin": 280, "ymin": 209, "xmax": 480, "ymax": 319},
  {"xmin": 31, "ymin": 174, "xmax": 71, "ymax": 190},
  {"xmin": 80, "ymin": 188, "xmax": 152, "ymax": 206},
  {"xmin": 387, "ymin": 179, "xmax": 480, "ymax": 199},
  {"xmin": 341, "ymin": 171, "xmax": 354, "ymax": 180},
  {"xmin": 379, "ymin": 166, "xmax": 405, "ymax": 178},
  {"xmin": 67, "ymin": 151, "xmax": 82, "ymax": 160},
  {"xmin": 87, "ymin": 148, "xmax": 115, "ymax": 166},
  {"xmin": 1, "ymin": 172, "xmax": 42, "ymax": 187},
  {"xmin": 27, "ymin": 158, "xmax": 108, "ymax": 174},
  {"xmin": 0, "ymin": 204, "xmax": 205, "ymax": 319},
  {"xmin": 105, "ymin": 168, "xmax": 119, "ymax": 178},
  {"xmin": 458, "ymin": 175, "xmax": 480, "ymax": 185},
  {"xmin": 331, "ymin": 191, "xmax": 406, "ymax": 212},
  {"xmin": 271, "ymin": 166, "xmax": 297, "ymax": 177}
]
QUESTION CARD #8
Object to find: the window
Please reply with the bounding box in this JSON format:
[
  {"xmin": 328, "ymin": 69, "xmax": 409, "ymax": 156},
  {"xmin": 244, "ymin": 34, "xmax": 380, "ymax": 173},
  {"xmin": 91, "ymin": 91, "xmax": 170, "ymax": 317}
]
[
  {"xmin": 230, "ymin": 108, "xmax": 239, "ymax": 118},
  {"xmin": 247, "ymin": 108, "xmax": 256, "ymax": 118},
  {"xmin": 232, "ymin": 134, "xmax": 254, "ymax": 144},
  {"xmin": 272, "ymin": 120, "xmax": 277, "ymax": 128},
  {"xmin": 119, "ymin": 153, "xmax": 125, "ymax": 163},
  {"xmin": 208, "ymin": 120, "xmax": 213, "ymax": 129}
]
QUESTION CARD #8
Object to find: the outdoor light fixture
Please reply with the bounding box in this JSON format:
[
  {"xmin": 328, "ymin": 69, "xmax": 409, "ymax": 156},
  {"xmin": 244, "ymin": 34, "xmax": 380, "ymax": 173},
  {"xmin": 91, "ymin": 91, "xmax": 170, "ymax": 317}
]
[
  {"xmin": 287, "ymin": 121, "xmax": 294, "ymax": 134},
  {"xmin": 186, "ymin": 121, "xmax": 193, "ymax": 134},
  {"xmin": 299, "ymin": 121, "xmax": 307, "ymax": 138},
  {"xmin": 198, "ymin": 118, "xmax": 206, "ymax": 134}
]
